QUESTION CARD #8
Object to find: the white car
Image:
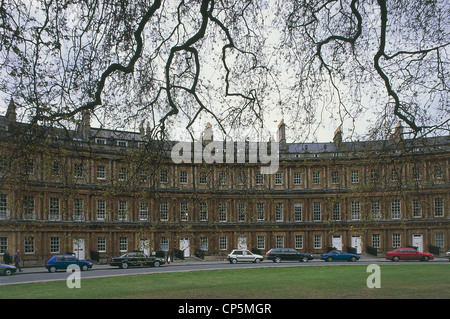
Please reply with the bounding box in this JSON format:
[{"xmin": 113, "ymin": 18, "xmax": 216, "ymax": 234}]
[
  {"xmin": 227, "ymin": 249, "xmax": 263, "ymax": 264},
  {"xmin": 445, "ymin": 250, "xmax": 450, "ymax": 261}
]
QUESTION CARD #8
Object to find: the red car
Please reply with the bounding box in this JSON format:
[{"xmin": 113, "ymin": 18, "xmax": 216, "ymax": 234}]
[{"xmin": 385, "ymin": 247, "xmax": 434, "ymax": 262}]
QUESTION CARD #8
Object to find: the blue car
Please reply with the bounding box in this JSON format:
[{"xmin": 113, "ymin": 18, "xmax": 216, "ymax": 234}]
[
  {"xmin": 0, "ymin": 263, "xmax": 17, "ymax": 276},
  {"xmin": 320, "ymin": 250, "xmax": 360, "ymax": 262},
  {"xmin": 45, "ymin": 255, "xmax": 93, "ymax": 272}
]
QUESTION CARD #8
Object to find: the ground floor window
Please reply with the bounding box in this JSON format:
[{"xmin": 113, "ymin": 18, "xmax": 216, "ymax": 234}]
[
  {"xmin": 314, "ymin": 234, "xmax": 322, "ymax": 249},
  {"xmin": 276, "ymin": 235, "xmax": 284, "ymax": 248},
  {"xmin": 97, "ymin": 237, "xmax": 106, "ymax": 252},
  {"xmin": 200, "ymin": 237, "xmax": 208, "ymax": 251},
  {"xmin": 119, "ymin": 237, "xmax": 128, "ymax": 252},
  {"xmin": 219, "ymin": 236, "xmax": 227, "ymax": 250},
  {"xmin": 392, "ymin": 233, "xmax": 401, "ymax": 248},
  {"xmin": 161, "ymin": 237, "xmax": 169, "ymax": 251},
  {"xmin": 257, "ymin": 236, "xmax": 265, "ymax": 250},
  {"xmin": 50, "ymin": 237, "xmax": 59, "ymax": 253},
  {"xmin": 295, "ymin": 235, "xmax": 303, "ymax": 249},
  {"xmin": 435, "ymin": 233, "xmax": 444, "ymax": 247},
  {"xmin": 24, "ymin": 237, "xmax": 35, "ymax": 253},
  {"xmin": 0, "ymin": 237, "xmax": 7, "ymax": 253},
  {"xmin": 372, "ymin": 234, "xmax": 380, "ymax": 248}
]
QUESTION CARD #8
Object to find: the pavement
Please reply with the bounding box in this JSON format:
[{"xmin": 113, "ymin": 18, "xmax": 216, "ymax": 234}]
[{"xmin": 10, "ymin": 253, "xmax": 448, "ymax": 274}]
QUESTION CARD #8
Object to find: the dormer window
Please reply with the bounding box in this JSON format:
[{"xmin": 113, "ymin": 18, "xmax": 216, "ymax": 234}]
[
  {"xmin": 117, "ymin": 140, "xmax": 128, "ymax": 147},
  {"xmin": 95, "ymin": 138, "xmax": 106, "ymax": 145}
]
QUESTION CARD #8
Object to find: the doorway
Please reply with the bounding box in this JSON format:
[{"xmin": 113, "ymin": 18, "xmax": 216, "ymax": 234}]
[
  {"xmin": 237, "ymin": 236, "xmax": 247, "ymax": 250},
  {"xmin": 179, "ymin": 237, "xmax": 190, "ymax": 257},
  {"xmin": 73, "ymin": 238, "xmax": 85, "ymax": 260},
  {"xmin": 332, "ymin": 235, "xmax": 342, "ymax": 250},
  {"xmin": 351, "ymin": 235, "xmax": 362, "ymax": 254},
  {"xmin": 412, "ymin": 234, "xmax": 423, "ymax": 252},
  {"xmin": 139, "ymin": 238, "xmax": 150, "ymax": 256}
]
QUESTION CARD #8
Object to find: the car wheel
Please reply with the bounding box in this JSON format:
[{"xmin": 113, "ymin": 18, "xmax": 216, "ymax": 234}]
[
  {"xmin": 422, "ymin": 256, "xmax": 429, "ymax": 262},
  {"xmin": 231, "ymin": 258, "xmax": 237, "ymax": 264},
  {"xmin": 392, "ymin": 256, "xmax": 400, "ymax": 262},
  {"xmin": 121, "ymin": 262, "xmax": 129, "ymax": 269},
  {"xmin": 48, "ymin": 266, "xmax": 57, "ymax": 273},
  {"xmin": 301, "ymin": 256, "xmax": 309, "ymax": 262},
  {"xmin": 274, "ymin": 257, "xmax": 281, "ymax": 263},
  {"xmin": 81, "ymin": 264, "xmax": 88, "ymax": 271},
  {"xmin": 326, "ymin": 257, "xmax": 333, "ymax": 262},
  {"xmin": 349, "ymin": 256, "xmax": 357, "ymax": 262},
  {"xmin": 4, "ymin": 269, "xmax": 12, "ymax": 276},
  {"xmin": 153, "ymin": 261, "xmax": 161, "ymax": 267},
  {"xmin": 254, "ymin": 258, "xmax": 261, "ymax": 263}
]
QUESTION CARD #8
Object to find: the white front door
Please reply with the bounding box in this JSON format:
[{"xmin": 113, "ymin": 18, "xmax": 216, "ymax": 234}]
[
  {"xmin": 139, "ymin": 238, "xmax": 150, "ymax": 256},
  {"xmin": 237, "ymin": 236, "xmax": 247, "ymax": 250},
  {"xmin": 412, "ymin": 234, "xmax": 423, "ymax": 252},
  {"xmin": 179, "ymin": 238, "xmax": 190, "ymax": 257},
  {"xmin": 351, "ymin": 236, "xmax": 361, "ymax": 254},
  {"xmin": 332, "ymin": 235, "xmax": 342, "ymax": 250},
  {"xmin": 73, "ymin": 238, "xmax": 85, "ymax": 260}
]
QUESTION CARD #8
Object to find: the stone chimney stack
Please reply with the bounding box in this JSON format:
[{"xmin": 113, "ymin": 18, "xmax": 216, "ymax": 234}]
[
  {"xmin": 277, "ymin": 120, "xmax": 286, "ymax": 148},
  {"xmin": 202, "ymin": 122, "xmax": 213, "ymax": 144},
  {"xmin": 389, "ymin": 122, "xmax": 403, "ymax": 142},
  {"xmin": 6, "ymin": 99, "xmax": 17, "ymax": 122},
  {"xmin": 80, "ymin": 110, "xmax": 91, "ymax": 140},
  {"xmin": 333, "ymin": 126, "xmax": 342, "ymax": 147}
]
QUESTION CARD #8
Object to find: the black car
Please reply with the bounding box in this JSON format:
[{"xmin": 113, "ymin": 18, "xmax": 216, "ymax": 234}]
[
  {"xmin": 266, "ymin": 248, "xmax": 314, "ymax": 263},
  {"xmin": 109, "ymin": 251, "xmax": 165, "ymax": 269}
]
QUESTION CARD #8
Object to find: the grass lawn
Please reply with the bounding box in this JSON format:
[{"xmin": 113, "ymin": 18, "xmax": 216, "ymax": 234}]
[{"xmin": 1, "ymin": 264, "xmax": 449, "ymax": 299}]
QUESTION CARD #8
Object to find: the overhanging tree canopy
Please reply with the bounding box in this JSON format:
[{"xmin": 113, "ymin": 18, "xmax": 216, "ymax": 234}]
[{"xmin": 1, "ymin": 0, "xmax": 448, "ymax": 141}]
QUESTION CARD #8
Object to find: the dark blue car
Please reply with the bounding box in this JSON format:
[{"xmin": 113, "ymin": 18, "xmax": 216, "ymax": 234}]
[
  {"xmin": 0, "ymin": 263, "xmax": 17, "ymax": 276},
  {"xmin": 45, "ymin": 255, "xmax": 93, "ymax": 272},
  {"xmin": 320, "ymin": 250, "xmax": 360, "ymax": 262}
]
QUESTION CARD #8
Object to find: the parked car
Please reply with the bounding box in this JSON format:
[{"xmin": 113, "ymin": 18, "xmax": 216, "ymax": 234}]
[
  {"xmin": 227, "ymin": 249, "xmax": 263, "ymax": 264},
  {"xmin": 445, "ymin": 250, "xmax": 450, "ymax": 261},
  {"xmin": 109, "ymin": 251, "xmax": 165, "ymax": 269},
  {"xmin": 0, "ymin": 263, "xmax": 16, "ymax": 276},
  {"xmin": 45, "ymin": 255, "xmax": 93, "ymax": 272},
  {"xmin": 320, "ymin": 250, "xmax": 360, "ymax": 262},
  {"xmin": 266, "ymin": 248, "xmax": 313, "ymax": 263},
  {"xmin": 385, "ymin": 248, "xmax": 434, "ymax": 261}
]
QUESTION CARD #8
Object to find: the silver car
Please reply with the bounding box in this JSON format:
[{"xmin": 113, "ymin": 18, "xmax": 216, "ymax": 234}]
[{"xmin": 227, "ymin": 249, "xmax": 263, "ymax": 264}]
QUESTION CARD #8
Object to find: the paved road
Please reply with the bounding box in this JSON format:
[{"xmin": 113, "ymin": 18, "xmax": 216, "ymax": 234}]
[{"xmin": 1, "ymin": 255, "xmax": 448, "ymax": 286}]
